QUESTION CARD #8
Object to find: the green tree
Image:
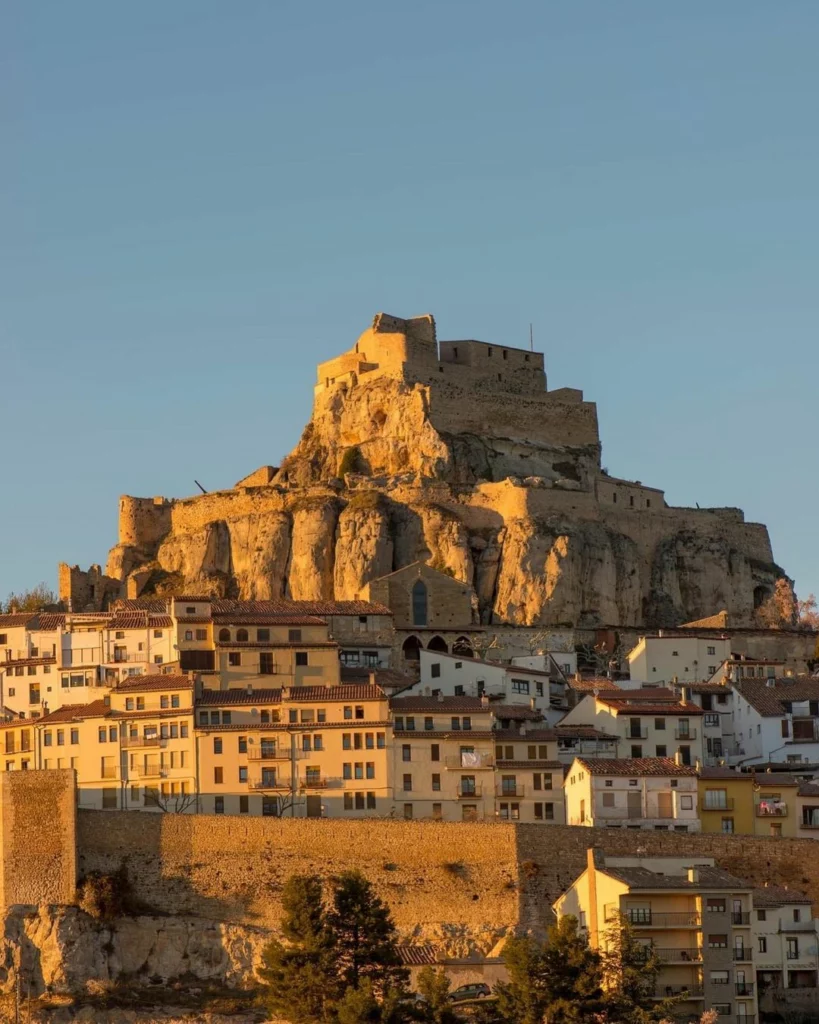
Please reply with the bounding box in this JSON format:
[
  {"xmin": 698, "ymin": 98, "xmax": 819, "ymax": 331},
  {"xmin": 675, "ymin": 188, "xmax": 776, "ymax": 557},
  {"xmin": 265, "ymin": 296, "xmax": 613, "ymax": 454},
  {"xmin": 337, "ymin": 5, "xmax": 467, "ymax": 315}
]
[
  {"xmin": 259, "ymin": 875, "xmax": 337, "ymax": 1023},
  {"xmin": 326, "ymin": 870, "xmax": 410, "ymax": 999},
  {"xmin": 416, "ymin": 967, "xmax": 457, "ymax": 1024},
  {"xmin": 494, "ymin": 918, "xmax": 604, "ymax": 1024},
  {"xmin": 336, "ymin": 981, "xmax": 383, "ymax": 1024},
  {"xmin": 599, "ymin": 916, "xmax": 679, "ymax": 1023}
]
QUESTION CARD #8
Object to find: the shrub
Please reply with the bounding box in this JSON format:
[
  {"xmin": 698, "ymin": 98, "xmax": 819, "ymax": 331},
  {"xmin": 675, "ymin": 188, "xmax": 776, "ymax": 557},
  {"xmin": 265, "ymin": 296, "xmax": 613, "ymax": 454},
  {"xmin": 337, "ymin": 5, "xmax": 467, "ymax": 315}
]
[
  {"xmin": 77, "ymin": 866, "xmax": 132, "ymax": 922},
  {"xmin": 339, "ymin": 446, "xmax": 364, "ymax": 477}
]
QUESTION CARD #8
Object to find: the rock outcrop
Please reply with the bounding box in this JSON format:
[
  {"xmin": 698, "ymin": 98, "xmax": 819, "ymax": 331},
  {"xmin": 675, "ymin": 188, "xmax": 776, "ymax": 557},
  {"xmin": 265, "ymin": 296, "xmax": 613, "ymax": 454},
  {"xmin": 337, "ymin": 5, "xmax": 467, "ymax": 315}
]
[{"xmin": 84, "ymin": 313, "xmax": 786, "ymax": 627}]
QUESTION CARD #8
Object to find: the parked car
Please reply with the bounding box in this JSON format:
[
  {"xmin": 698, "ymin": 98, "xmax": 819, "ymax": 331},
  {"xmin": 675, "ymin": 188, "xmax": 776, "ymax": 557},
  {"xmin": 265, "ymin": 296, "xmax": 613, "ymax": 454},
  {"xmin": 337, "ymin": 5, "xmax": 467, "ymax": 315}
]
[{"xmin": 450, "ymin": 982, "xmax": 491, "ymax": 1002}]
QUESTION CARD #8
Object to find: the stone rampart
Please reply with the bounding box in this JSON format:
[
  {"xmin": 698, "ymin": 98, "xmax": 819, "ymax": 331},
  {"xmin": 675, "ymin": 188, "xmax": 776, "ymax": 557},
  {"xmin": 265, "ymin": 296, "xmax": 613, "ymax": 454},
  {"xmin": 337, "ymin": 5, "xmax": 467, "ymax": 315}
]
[{"xmin": 0, "ymin": 770, "xmax": 76, "ymax": 908}]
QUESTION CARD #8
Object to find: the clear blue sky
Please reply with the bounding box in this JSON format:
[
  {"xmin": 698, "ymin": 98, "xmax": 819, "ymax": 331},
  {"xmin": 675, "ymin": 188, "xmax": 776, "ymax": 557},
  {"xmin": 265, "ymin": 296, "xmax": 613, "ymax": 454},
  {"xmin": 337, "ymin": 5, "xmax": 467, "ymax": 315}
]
[{"xmin": 2, "ymin": 1, "xmax": 817, "ymax": 602}]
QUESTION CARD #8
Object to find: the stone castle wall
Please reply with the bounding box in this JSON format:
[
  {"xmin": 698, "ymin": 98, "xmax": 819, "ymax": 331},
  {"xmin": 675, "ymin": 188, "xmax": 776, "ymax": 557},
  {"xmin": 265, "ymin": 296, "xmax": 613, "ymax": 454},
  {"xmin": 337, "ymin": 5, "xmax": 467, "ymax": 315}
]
[{"xmin": 0, "ymin": 770, "xmax": 76, "ymax": 908}]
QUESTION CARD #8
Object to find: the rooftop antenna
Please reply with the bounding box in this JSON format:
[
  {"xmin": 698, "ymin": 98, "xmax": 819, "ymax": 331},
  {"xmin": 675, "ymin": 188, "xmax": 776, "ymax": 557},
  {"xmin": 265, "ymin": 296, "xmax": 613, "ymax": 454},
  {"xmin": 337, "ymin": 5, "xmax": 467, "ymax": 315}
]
[
  {"xmin": 194, "ymin": 480, "xmax": 207, "ymax": 495},
  {"xmin": 529, "ymin": 323, "xmax": 534, "ymax": 351}
]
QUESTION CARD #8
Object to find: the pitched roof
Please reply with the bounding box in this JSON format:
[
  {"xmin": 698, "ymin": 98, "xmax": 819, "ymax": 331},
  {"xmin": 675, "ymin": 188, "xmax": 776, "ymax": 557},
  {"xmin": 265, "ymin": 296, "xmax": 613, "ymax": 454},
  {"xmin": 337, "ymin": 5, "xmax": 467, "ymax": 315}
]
[
  {"xmin": 753, "ymin": 885, "xmax": 813, "ymax": 907},
  {"xmin": 575, "ymin": 757, "xmax": 698, "ymax": 777},
  {"xmin": 797, "ymin": 781, "xmax": 819, "ymax": 797},
  {"xmin": 340, "ymin": 667, "xmax": 411, "ymax": 690},
  {"xmin": 554, "ymin": 725, "xmax": 619, "ymax": 741},
  {"xmin": 699, "ymin": 767, "xmax": 754, "ymax": 781},
  {"xmin": 736, "ymin": 680, "xmax": 819, "ymax": 716},
  {"xmin": 597, "ymin": 696, "xmax": 704, "ymax": 716},
  {"xmin": 0, "ymin": 613, "xmax": 38, "ymax": 628},
  {"xmin": 198, "ymin": 688, "xmax": 283, "ymax": 706},
  {"xmin": 288, "ymin": 684, "xmax": 386, "ymax": 702},
  {"xmin": 107, "ymin": 613, "xmax": 174, "ymax": 630},
  {"xmin": 210, "ymin": 599, "xmax": 392, "ymax": 617},
  {"xmin": 114, "ymin": 675, "xmax": 192, "ymax": 693},
  {"xmin": 494, "ymin": 727, "xmax": 556, "ymax": 742},
  {"xmin": 390, "ymin": 695, "xmax": 494, "ymax": 713},
  {"xmin": 39, "ymin": 699, "xmax": 110, "ymax": 724},
  {"xmin": 397, "ymin": 945, "xmax": 439, "ymax": 966},
  {"xmin": 114, "ymin": 598, "xmax": 169, "ymax": 613},
  {"xmin": 28, "ymin": 613, "xmax": 66, "ymax": 631},
  {"xmin": 2, "ymin": 656, "xmax": 56, "ymax": 668},
  {"xmin": 213, "ymin": 615, "xmax": 327, "ymax": 626},
  {"xmin": 602, "ymin": 864, "xmax": 749, "ymax": 891}
]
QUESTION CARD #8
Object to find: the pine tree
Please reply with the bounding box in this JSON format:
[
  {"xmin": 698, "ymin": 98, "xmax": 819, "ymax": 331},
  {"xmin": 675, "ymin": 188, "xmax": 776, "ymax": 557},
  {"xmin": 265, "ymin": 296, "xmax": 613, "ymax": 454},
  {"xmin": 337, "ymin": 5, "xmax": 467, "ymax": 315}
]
[
  {"xmin": 599, "ymin": 915, "xmax": 680, "ymax": 1024},
  {"xmin": 259, "ymin": 874, "xmax": 337, "ymax": 1023},
  {"xmin": 336, "ymin": 980, "xmax": 383, "ymax": 1024},
  {"xmin": 493, "ymin": 936, "xmax": 548, "ymax": 1024},
  {"xmin": 325, "ymin": 870, "xmax": 410, "ymax": 999},
  {"xmin": 416, "ymin": 967, "xmax": 458, "ymax": 1024}
]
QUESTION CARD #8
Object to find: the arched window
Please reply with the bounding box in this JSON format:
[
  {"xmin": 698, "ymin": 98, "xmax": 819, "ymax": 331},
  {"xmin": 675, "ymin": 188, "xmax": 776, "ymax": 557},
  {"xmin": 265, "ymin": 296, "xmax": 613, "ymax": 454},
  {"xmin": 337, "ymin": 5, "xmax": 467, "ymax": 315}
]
[
  {"xmin": 453, "ymin": 636, "xmax": 473, "ymax": 658},
  {"xmin": 236, "ymin": 628, "xmax": 249, "ymax": 642},
  {"xmin": 427, "ymin": 635, "xmax": 448, "ymax": 653},
  {"xmin": 412, "ymin": 580, "xmax": 428, "ymax": 627},
  {"xmin": 218, "ymin": 628, "xmax": 230, "ymax": 642},
  {"xmin": 402, "ymin": 636, "xmax": 422, "ymax": 662}
]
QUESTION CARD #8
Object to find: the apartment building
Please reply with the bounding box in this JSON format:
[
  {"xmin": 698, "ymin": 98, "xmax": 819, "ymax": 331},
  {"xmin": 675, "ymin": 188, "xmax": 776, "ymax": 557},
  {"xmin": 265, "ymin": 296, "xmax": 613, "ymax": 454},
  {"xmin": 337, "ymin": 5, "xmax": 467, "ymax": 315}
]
[
  {"xmin": 627, "ymin": 634, "xmax": 732, "ymax": 686},
  {"xmin": 559, "ymin": 689, "xmax": 705, "ymax": 766},
  {"xmin": 389, "ymin": 694, "xmax": 558, "ymax": 822},
  {"xmin": 411, "ymin": 649, "xmax": 567, "ymax": 719},
  {"xmin": 796, "ymin": 780, "xmax": 819, "ymax": 837},
  {"xmin": 698, "ymin": 768, "xmax": 798, "ymax": 837},
  {"xmin": 564, "ymin": 757, "xmax": 700, "ymax": 831},
  {"xmin": 0, "ymin": 718, "xmax": 36, "ymax": 771},
  {"xmin": 555, "ymin": 848, "xmax": 758, "ymax": 1021},
  {"xmin": 753, "ymin": 885, "xmax": 818, "ymax": 992},
  {"xmin": 196, "ymin": 684, "xmax": 391, "ymax": 817},
  {"xmin": 730, "ymin": 679, "xmax": 819, "ymax": 767},
  {"xmin": 37, "ymin": 675, "xmax": 196, "ymax": 811},
  {"xmin": 709, "ymin": 656, "xmax": 790, "ymax": 685},
  {"xmin": 554, "ymin": 724, "xmax": 619, "ymax": 765},
  {"xmin": 671, "ymin": 683, "xmax": 734, "ymax": 765}
]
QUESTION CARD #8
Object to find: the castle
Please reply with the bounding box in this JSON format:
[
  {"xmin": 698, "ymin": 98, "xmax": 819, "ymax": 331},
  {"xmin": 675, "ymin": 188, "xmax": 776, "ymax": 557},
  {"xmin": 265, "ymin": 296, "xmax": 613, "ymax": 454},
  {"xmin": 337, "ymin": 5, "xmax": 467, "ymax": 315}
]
[{"xmin": 59, "ymin": 313, "xmax": 785, "ymax": 629}]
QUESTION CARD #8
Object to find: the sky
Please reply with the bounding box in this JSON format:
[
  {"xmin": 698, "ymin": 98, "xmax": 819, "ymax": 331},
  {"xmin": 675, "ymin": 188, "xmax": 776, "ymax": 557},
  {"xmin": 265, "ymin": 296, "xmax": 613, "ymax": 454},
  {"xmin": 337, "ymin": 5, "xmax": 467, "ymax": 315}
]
[{"xmin": 2, "ymin": 1, "xmax": 817, "ymax": 603}]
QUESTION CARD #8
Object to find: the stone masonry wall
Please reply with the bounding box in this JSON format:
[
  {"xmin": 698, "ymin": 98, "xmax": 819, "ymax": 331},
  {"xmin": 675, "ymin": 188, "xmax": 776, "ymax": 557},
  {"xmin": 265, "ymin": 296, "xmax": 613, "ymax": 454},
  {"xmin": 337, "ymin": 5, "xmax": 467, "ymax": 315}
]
[{"xmin": 0, "ymin": 770, "xmax": 76, "ymax": 907}]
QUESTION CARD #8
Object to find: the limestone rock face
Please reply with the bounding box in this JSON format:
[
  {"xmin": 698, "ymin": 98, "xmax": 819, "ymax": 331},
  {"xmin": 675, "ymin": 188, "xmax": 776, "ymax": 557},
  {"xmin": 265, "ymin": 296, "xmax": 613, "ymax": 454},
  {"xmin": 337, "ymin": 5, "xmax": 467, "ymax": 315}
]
[{"xmin": 99, "ymin": 314, "xmax": 788, "ymax": 626}]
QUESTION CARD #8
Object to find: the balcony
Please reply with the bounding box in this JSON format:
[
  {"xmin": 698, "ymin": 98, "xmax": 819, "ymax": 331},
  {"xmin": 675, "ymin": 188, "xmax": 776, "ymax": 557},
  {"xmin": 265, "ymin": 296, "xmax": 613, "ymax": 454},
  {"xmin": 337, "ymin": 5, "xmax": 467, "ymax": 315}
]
[
  {"xmin": 734, "ymin": 1018, "xmax": 755, "ymax": 1024},
  {"xmin": 627, "ymin": 729, "xmax": 649, "ymax": 740},
  {"xmin": 301, "ymin": 776, "xmax": 340, "ymax": 789},
  {"xmin": 249, "ymin": 778, "xmax": 284, "ymax": 791},
  {"xmin": 248, "ymin": 748, "xmax": 291, "ymax": 761},
  {"xmin": 756, "ymin": 803, "xmax": 788, "ymax": 817},
  {"xmin": 731, "ymin": 912, "xmax": 751, "ymax": 925},
  {"xmin": 457, "ymin": 784, "xmax": 482, "ymax": 799},
  {"xmin": 122, "ymin": 735, "xmax": 161, "ymax": 748},
  {"xmin": 735, "ymin": 982, "xmax": 755, "ymax": 996},
  {"xmin": 444, "ymin": 754, "xmax": 494, "ymax": 770},
  {"xmin": 133, "ymin": 766, "xmax": 167, "ymax": 779},
  {"xmin": 653, "ymin": 948, "xmax": 702, "ymax": 963},
  {"xmin": 733, "ymin": 947, "xmax": 752, "ymax": 961},
  {"xmin": 624, "ymin": 912, "xmax": 701, "ymax": 928},
  {"xmin": 651, "ymin": 986, "xmax": 704, "ymax": 999},
  {"xmin": 675, "ymin": 729, "xmax": 697, "ymax": 741},
  {"xmin": 702, "ymin": 798, "xmax": 735, "ymax": 811},
  {"xmin": 100, "ymin": 766, "xmax": 119, "ymax": 779},
  {"xmin": 497, "ymin": 784, "xmax": 525, "ymax": 798},
  {"xmin": 779, "ymin": 920, "xmax": 816, "ymax": 933}
]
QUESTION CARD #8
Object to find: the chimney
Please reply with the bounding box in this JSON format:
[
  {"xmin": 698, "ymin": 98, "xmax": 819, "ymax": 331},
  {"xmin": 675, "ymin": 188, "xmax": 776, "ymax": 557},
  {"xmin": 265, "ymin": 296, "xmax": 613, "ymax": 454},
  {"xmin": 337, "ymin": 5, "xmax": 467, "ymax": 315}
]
[
  {"xmin": 246, "ymin": 684, "xmax": 253, "ymax": 696},
  {"xmin": 520, "ymin": 722, "xmax": 528, "ymax": 736},
  {"xmin": 480, "ymin": 694, "xmax": 489, "ymax": 707},
  {"xmin": 437, "ymin": 692, "xmax": 444, "ymax": 702},
  {"xmin": 530, "ymin": 697, "xmax": 537, "ymax": 711},
  {"xmin": 574, "ymin": 672, "xmax": 582, "ymax": 683},
  {"xmin": 680, "ymin": 686, "xmax": 689, "ymax": 703},
  {"xmin": 369, "ymin": 670, "xmax": 376, "ymax": 687},
  {"xmin": 658, "ymin": 629, "xmax": 664, "ymax": 638},
  {"xmin": 687, "ymin": 867, "xmax": 699, "ymax": 884},
  {"xmin": 674, "ymin": 750, "xmax": 682, "ymax": 767}
]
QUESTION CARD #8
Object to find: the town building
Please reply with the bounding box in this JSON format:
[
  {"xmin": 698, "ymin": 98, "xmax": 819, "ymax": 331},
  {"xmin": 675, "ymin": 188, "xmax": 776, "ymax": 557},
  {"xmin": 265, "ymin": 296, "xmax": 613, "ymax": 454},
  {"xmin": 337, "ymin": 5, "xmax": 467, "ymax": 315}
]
[
  {"xmin": 698, "ymin": 768, "xmax": 798, "ymax": 837},
  {"xmin": 564, "ymin": 758, "xmax": 701, "ymax": 832},
  {"xmin": 558, "ymin": 688, "xmax": 705, "ymax": 766},
  {"xmin": 554, "ymin": 848, "xmax": 758, "ymax": 1020},
  {"xmin": 627, "ymin": 634, "xmax": 732, "ymax": 687},
  {"xmin": 553, "ymin": 724, "xmax": 619, "ymax": 764},
  {"xmin": 389, "ymin": 694, "xmax": 563, "ymax": 823},
  {"xmin": 753, "ymin": 885, "xmax": 818, "ymax": 993},
  {"xmin": 670, "ymin": 683, "xmax": 734, "ymax": 766},
  {"xmin": 730, "ymin": 679, "xmax": 819, "ymax": 767},
  {"xmin": 708, "ymin": 655, "xmax": 790, "ymax": 684}
]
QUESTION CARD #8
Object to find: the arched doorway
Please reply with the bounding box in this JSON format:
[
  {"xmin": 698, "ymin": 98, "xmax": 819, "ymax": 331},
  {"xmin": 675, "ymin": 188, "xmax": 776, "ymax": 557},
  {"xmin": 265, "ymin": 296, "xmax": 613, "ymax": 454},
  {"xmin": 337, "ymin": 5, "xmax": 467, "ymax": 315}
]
[
  {"xmin": 402, "ymin": 636, "xmax": 422, "ymax": 662},
  {"xmin": 427, "ymin": 635, "xmax": 448, "ymax": 653},
  {"xmin": 452, "ymin": 636, "xmax": 473, "ymax": 657}
]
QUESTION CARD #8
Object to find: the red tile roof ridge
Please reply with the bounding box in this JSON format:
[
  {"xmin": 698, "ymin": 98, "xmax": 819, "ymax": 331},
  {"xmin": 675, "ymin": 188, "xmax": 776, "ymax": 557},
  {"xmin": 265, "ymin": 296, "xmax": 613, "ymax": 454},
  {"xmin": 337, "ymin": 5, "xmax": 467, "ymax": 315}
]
[{"xmin": 574, "ymin": 756, "xmax": 699, "ymax": 776}]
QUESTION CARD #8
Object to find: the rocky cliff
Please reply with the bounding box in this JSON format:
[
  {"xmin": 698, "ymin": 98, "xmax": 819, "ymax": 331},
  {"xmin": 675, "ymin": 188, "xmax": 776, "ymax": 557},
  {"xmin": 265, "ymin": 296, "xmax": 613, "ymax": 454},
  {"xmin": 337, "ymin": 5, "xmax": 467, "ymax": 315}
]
[{"xmin": 97, "ymin": 313, "xmax": 786, "ymax": 627}]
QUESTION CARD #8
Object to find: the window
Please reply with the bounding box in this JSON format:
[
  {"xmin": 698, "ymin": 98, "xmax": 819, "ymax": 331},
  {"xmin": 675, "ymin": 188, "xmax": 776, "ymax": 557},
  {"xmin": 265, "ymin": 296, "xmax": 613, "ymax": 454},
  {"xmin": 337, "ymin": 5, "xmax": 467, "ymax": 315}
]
[
  {"xmin": 377, "ymin": 733, "xmax": 385, "ymax": 749},
  {"xmin": 431, "ymin": 773, "xmax": 441, "ymax": 792},
  {"xmin": 102, "ymin": 789, "xmax": 118, "ymax": 809},
  {"xmin": 343, "ymin": 763, "xmax": 352, "ymax": 780},
  {"xmin": 228, "ymin": 652, "xmax": 241, "ymax": 667},
  {"xmin": 43, "ymin": 731, "xmax": 52, "ymax": 747},
  {"xmin": 758, "ymin": 937, "xmax": 767, "ymax": 953},
  {"xmin": 430, "ymin": 743, "xmax": 440, "ymax": 762},
  {"xmin": 184, "ymin": 630, "xmax": 193, "ymax": 641},
  {"xmin": 602, "ymin": 792, "xmax": 615, "ymax": 807},
  {"xmin": 708, "ymin": 935, "xmax": 728, "ymax": 948},
  {"xmin": 342, "ymin": 734, "xmax": 352, "ymax": 750},
  {"xmin": 343, "ymin": 793, "xmax": 353, "ymax": 811},
  {"xmin": 366, "ymin": 762, "xmax": 375, "ymax": 779},
  {"xmin": 411, "ymin": 581, "xmax": 428, "ymax": 627},
  {"xmin": 98, "ymin": 727, "xmax": 107, "ymax": 743},
  {"xmin": 214, "ymin": 767, "xmax": 223, "ymax": 784},
  {"xmin": 680, "ymin": 795, "xmax": 693, "ymax": 810},
  {"xmin": 288, "ymin": 629, "xmax": 302, "ymax": 643},
  {"xmin": 423, "ymin": 717, "xmax": 434, "ymax": 732},
  {"xmin": 256, "ymin": 628, "xmax": 270, "ymax": 643},
  {"xmin": 296, "ymin": 652, "xmax": 308, "ymax": 667},
  {"xmin": 655, "ymin": 745, "xmax": 667, "ymax": 757},
  {"xmin": 757, "ymin": 909, "xmax": 766, "ymax": 922},
  {"xmin": 709, "ymin": 970, "xmax": 729, "ymax": 985},
  {"xmin": 707, "ymin": 646, "xmax": 716, "ymax": 656},
  {"xmin": 367, "ymin": 792, "xmax": 376, "ymax": 809},
  {"xmin": 712, "ymin": 1007, "xmax": 731, "ymax": 1018},
  {"xmin": 706, "ymin": 899, "xmax": 726, "ymax": 913},
  {"xmin": 787, "ymin": 938, "xmax": 799, "ymax": 960},
  {"xmin": 214, "ymin": 796, "xmax": 225, "ymax": 814},
  {"xmin": 794, "ymin": 908, "xmax": 801, "ymax": 922},
  {"xmin": 218, "ymin": 628, "xmax": 230, "ymax": 642},
  {"xmin": 402, "ymin": 744, "xmax": 411, "ymax": 762},
  {"xmin": 235, "ymin": 628, "xmax": 248, "ymax": 642},
  {"xmin": 70, "ymin": 729, "xmax": 79, "ymax": 744},
  {"xmin": 631, "ymin": 745, "xmax": 643, "ymax": 759},
  {"xmin": 654, "ymin": 718, "xmax": 666, "ymax": 730},
  {"xmin": 511, "ymin": 679, "xmax": 530, "ymax": 694},
  {"xmin": 403, "ymin": 774, "xmax": 412, "ymax": 792},
  {"xmin": 213, "ymin": 737, "xmax": 223, "ymax": 754},
  {"xmin": 239, "ymin": 767, "xmax": 248, "ymax": 783},
  {"xmin": 239, "ymin": 795, "xmax": 249, "ymax": 814},
  {"xmin": 403, "ymin": 804, "xmax": 413, "ymax": 820},
  {"xmin": 721, "ymin": 818, "xmax": 734, "ymax": 833},
  {"xmin": 431, "ymin": 663, "xmax": 441, "ymax": 678}
]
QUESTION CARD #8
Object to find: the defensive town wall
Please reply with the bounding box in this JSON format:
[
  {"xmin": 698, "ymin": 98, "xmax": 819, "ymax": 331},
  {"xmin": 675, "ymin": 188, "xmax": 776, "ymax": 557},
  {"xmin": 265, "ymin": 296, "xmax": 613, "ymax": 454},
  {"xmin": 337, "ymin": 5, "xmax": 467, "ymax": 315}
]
[{"xmin": 2, "ymin": 772, "xmax": 819, "ymax": 946}]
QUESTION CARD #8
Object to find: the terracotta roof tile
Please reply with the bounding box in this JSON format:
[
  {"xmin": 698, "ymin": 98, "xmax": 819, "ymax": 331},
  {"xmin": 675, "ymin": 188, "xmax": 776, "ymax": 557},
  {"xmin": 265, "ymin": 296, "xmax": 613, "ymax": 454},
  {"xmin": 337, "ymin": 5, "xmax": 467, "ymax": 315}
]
[
  {"xmin": 390, "ymin": 696, "xmax": 494, "ymax": 713},
  {"xmin": 0, "ymin": 613, "xmax": 38, "ymax": 628},
  {"xmin": 39, "ymin": 699, "xmax": 110, "ymax": 724},
  {"xmin": 397, "ymin": 946, "xmax": 438, "ymax": 966},
  {"xmin": 107, "ymin": 612, "xmax": 174, "ymax": 630},
  {"xmin": 574, "ymin": 756, "xmax": 699, "ymax": 776},
  {"xmin": 736, "ymin": 679, "xmax": 819, "ymax": 717},
  {"xmin": 198, "ymin": 688, "xmax": 283, "ymax": 706},
  {"xmin": 28, "ymin": 613, "xmax": 66, "ymax": 631},
  {"xmin": 753, "ymin": 885, "xmax": 813, "ymax": 907},
  {"xmin": 2, "ymin": 656, "xmax": 56, "ymax": 668},
  {"xmin": 554, "ymin": 725, "xmax": 619, "ymax": 740},
  {"xmin": 494, "ymin": 727, "xmax": 556, "ymax": 741},
  {"xmin": 114, "ymin": 599, "xmax": 169, "ymax": 613},
  {"xmin": 114, "ymin": 675, "xmax": 193, "ymax": 693},
  {"xmin": 212, "ymin": 615, "xmax": 327, "ymax": 626},
  {"xmin": 340, "ymin": 667, "xmax": 410, "ymax": 690},
  {"xmin": 288, "ymin": 684, "xmax": 386, "ymax": 701},
  {"xmin": 210, "ymin": 599, "xmax": 393, "ymax": 617},
  {"xmin": 597, "ymin": 696, "xmax": 704, "ymax": 716}
]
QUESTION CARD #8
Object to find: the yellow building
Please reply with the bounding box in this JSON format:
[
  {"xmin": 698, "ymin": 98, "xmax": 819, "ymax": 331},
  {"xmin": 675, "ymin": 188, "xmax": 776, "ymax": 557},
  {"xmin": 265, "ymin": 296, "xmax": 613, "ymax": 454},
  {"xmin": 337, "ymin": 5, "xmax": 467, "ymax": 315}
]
[
  {"xmin": 0, "ymin": 718, "xmax": 36, "ymax": 771},
  {"xmin": 555, "ymin": 848, "xmax": 759, "ymax": 1021},
  {"xmin": 196, "ymin": 683, "xmax": 391, "ymax": 817},
  {"xmin": 699, "ymin": 768, "xmax": 798, "ymax": 837}
]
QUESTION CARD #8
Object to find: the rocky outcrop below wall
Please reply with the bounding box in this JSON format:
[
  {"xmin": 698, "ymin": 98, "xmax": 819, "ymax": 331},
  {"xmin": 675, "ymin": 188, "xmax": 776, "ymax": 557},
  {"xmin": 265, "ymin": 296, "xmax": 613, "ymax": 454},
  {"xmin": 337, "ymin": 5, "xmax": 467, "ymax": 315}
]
[
  {"xmin": 0, "ymin": 906, "xmax": 266, "ymax": 998},
  {"xmin": 93, "ymin": 314, "xmax": 788, "ymax": 627}
]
